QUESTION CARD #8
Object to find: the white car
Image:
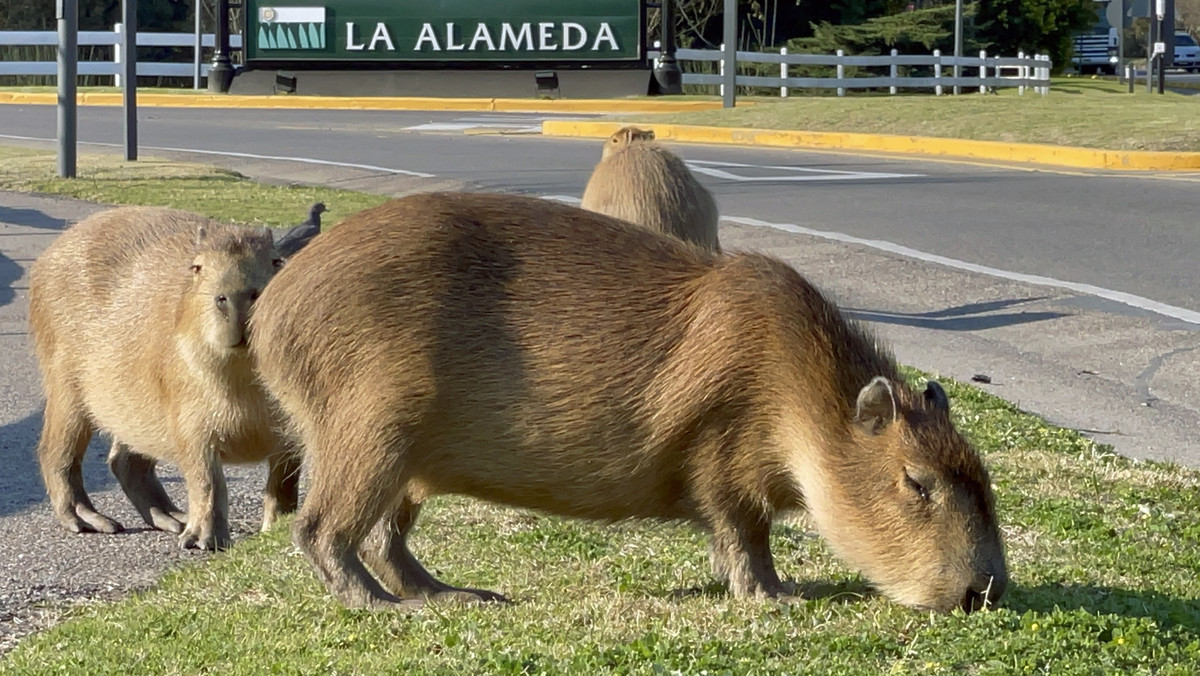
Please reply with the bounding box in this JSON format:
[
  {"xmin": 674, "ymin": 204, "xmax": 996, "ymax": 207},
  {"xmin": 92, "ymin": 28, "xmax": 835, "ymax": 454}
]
[{"xmin": 1175, "ymin": 32, "xmax": 1200, "ymax": 73}]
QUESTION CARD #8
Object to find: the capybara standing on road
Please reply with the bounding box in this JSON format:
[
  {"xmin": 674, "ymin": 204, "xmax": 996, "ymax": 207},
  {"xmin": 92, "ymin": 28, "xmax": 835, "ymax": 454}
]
[
  {"xmin": 30, "ymin": 206, "xmax": 297, "ymax": 550},
  {"xmin": 580, "ymin": 126, "xmax": 721, "ymax": 252},
  {"xmin": 250, "ymin": 192, "xmax": 1006, "ymax": 612}
]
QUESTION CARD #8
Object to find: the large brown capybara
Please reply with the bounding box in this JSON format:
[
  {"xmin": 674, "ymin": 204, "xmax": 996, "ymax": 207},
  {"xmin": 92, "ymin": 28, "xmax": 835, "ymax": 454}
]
[
  {"xmin": 29, "ymin": 206, "xmax": 298, "ymax": 550},
  {"xmin": 580, "ymin": 126, "xmax": 721, "ymax": 252},
  {"xmin": 250, "ymin": 192, "xmax": 1007, "ymax": 612}
]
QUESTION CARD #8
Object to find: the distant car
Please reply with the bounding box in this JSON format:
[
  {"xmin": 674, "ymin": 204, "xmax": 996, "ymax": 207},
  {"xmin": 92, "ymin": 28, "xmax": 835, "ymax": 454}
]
[{"xmin": 1175, "ymin": 32, "xmax": 1200, "ymax": 72}]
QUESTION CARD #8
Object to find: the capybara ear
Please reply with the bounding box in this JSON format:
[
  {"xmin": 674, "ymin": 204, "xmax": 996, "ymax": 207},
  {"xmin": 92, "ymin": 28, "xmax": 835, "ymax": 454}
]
[
  {"xmin": 924, "ymin": 380, "xmax": 950, "ymax": 411},
  {"xmin": 855, "ymin": 376, "xmax": 897, "ymax": 433},
  {"xmin": 195, "ymin": 226, "xmax": 208, "ymax": 247}
]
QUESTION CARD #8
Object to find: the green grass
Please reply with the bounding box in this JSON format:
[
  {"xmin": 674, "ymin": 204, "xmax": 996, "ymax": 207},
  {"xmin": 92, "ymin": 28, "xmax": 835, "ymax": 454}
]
[
  {"xmin": 624, "ymin": 78, "xmax": 1200, "ymax": 152},
  {"xmin": 0, "ymin": 146, "xmax": 388, "ymax": 228},
  {"xmin": 2, "ymin": 146, "xmax": 1199, "ymax": 673}
]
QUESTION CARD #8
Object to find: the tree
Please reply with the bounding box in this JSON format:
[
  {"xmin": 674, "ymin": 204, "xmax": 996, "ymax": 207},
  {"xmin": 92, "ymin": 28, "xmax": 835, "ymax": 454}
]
[{"xmin": 974, "ymin": 0, "xmax": 1100, "ymax": 69}]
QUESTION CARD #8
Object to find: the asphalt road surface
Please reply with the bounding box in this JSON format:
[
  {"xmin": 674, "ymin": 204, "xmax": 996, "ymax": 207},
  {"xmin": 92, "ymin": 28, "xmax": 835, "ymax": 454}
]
[{"xmin": 2, "ymin": 103, "xmax": 1200, "ymax": 652}]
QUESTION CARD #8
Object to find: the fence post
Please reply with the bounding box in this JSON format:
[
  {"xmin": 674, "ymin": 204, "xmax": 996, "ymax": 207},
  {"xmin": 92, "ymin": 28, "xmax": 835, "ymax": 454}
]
[
  {"xmin": 113, "ymin": 23, "xmax": 123, "ymax": 87},
  {"xmin": 933, "ymin": 49, "xmax": 942, "ymax": 96},
  {"xmin": 1017, "ymin": 50, "xmax": 1025, "ymax": 95},
  {"xmin": 718, "ymin": 43, "xmax": 724, "ymax": 98},
  {"xmin": 889, "ymin": 48, "xmax": 898, "ymax": 95},
  {"xmin": 781, "ymin": 46, "xmax": 788, "ymax": 98},
  {"xmin": 979, "ymin": 49, "xmax": 988, "ymax": 94},
  {"xmin": 836, "ymin": 49, "xmax": 845, "ymax": 97},
  {"xmin": 1041, "ymin": 55, "xmax": 1050, "ymax": 96}
]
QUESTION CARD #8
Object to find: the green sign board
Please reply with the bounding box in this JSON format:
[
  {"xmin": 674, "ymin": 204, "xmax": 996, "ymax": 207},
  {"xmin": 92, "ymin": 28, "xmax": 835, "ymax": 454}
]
[{"xmin": 244, "ymin": 0, "xmax": 644, "ymax": 64}]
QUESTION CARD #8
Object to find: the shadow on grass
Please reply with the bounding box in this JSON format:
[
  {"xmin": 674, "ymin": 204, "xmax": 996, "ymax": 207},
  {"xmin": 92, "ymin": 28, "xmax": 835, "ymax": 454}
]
[
  {"xmin": 1007, "ymin": 583, "xmax": 1200, "ymax": 632},
  {"xmin": 671, "ymin": 578, "xmax": 876, "ymax": 605}
]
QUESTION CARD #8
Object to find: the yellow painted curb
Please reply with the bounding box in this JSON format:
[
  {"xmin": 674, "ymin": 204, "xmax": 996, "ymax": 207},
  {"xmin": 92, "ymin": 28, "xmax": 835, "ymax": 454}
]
[
  {"xmin": 0, "ymin": 91, "xmax": 727, "ymax": 114},
  {"xmin": 541, "ymin": 120, "xmax": 1200, "ymax": 172}
]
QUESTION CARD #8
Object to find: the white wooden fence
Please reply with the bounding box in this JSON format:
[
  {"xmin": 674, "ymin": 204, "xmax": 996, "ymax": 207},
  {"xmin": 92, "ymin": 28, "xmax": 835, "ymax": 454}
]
[
  {"xmin": 2, "ymin": 27, "xmax": 1049, "ymax": 96},
  {"xmin": 0, "ymin": 26, "xmax": 242, "ymax": 86},
  {"xmin": 655, "ymin": 47, "xmax": 1052, "ymax": 96}
]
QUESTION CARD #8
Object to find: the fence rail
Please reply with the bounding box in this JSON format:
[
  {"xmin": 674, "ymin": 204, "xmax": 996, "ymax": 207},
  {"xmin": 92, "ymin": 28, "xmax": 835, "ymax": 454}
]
[{"xmin": 0, "ymin": 27, "xmax": 242, "ymax": 83}]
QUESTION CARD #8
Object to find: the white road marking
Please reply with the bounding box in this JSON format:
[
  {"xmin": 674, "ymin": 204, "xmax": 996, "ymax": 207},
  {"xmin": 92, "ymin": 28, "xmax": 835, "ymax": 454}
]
[
  {"xmin": 685, "ymin": 159, "xmax": 923, "ymax": 182},
  {"xmin": 0, "ymin": 134, "xmax": 437, "ymax": 178},
  {"xmin": 540, "ymin": 195, "xmax": 1200, "ymax": 326}
]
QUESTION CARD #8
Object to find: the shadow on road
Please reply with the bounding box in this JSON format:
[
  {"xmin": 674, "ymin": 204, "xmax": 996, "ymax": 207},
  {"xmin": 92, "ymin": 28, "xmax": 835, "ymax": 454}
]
[
  {"xmin": 0, "ymin": 205, "xmax": 71, "ymax": 231},
  {"xmin": 0, "ymin": 250, "xmax": 17, "ymax": 309},
  {"xmin": 0, "ymin": 410, "xmax": 114, "ymax": 517},
  {"xmin": 847, "ymin": 297, "xmax": 1069, "ymax": 332}
]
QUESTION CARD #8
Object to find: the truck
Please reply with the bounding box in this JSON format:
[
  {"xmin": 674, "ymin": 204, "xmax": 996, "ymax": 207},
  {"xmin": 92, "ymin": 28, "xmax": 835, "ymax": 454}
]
[{"xmin": 1071, "ymin": 1, "xmax": 1118, "ymax": 74}]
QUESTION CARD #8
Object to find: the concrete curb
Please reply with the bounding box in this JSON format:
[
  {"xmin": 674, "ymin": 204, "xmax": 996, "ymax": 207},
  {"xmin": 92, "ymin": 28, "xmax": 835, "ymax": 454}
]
[
  {"xmin": 541, "ymin": 120, "xmax": 1200, "ymax": 171},
  {"xmin": 0, "ymin": 92, "xmax": 727, "ymax": 114}
]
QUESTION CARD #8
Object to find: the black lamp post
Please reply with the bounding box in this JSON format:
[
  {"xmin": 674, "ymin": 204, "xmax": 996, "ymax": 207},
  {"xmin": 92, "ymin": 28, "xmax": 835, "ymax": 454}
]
[
  {"xmin": 651, "ymin": 0, "xmax": 683, "ymax": 95},
  {"xmin": 208, "ymin": 0, "xmax": 234, "ymax": 92}
]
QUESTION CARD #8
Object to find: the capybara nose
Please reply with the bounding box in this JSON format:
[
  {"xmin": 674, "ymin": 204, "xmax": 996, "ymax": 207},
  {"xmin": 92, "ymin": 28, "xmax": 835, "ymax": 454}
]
[{"xmin": 961, "ymin": 570, "xmax": 1007, "ymax": 612}]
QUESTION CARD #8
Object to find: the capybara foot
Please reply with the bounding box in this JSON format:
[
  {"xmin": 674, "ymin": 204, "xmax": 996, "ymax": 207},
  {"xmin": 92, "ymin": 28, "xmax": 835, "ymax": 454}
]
[
  {"xmin": 427, "ymin": 588, "xmax": 509, "ymax": 605},
  {"xmin": 56, "ymin": 504, "xmax": 123, "ymax": 535},
  {"xmin": 148, "ymin": 507, "xmax": 187, "ymax": 534},
  {"xmin": 177, "ymin": 521, "xmax": 231, "ymax": 551}
]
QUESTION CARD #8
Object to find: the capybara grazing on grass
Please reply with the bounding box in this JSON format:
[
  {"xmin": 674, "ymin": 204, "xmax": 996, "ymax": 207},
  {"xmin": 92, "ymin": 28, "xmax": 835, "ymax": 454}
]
[
  {"xmin": 580, "ymin": 126, "xmax": 721, "ymax": 252},
  {"xmin": 30, "ymin": 206, "xmax": 297, "ymax": 550},
  {"xmin": 250, "ymin": 192, "xmax": 1006, "ymax": 612}
]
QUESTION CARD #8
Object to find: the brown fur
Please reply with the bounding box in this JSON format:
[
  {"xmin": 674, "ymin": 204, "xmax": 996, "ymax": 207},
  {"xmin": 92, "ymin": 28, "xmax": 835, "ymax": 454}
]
[
  {"xmin": 250, "ymin": 192, "xmax": 1006, "ymax": 612},
  {"xmin": 580, "ymin": 126, "xmax": 721, "ymax": 252},
  {"xmin": 29, "ymin": 206, "xmax": 298, "ymax": 550}
]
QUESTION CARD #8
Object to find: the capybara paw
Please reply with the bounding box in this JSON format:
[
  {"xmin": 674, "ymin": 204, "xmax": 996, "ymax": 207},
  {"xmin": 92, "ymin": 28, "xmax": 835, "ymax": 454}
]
[
  {"xmin": 429, "ymin": 588, "xmax": 509, "ymax": 605},
  {"xmin": 177, "ymin": 523, "xmax": 230, "ymax": 551},
  {"xmin": 147, "ymin": 508, "xmax": 187, "ymax": 534},
  {"xmin": 58, "ymin": 505, "xmax": 123, "ymax": 534}
]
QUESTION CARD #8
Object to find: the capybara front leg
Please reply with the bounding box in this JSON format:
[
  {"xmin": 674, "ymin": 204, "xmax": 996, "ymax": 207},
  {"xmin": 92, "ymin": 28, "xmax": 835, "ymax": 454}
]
[
  {"xmin": 362, "ymin": 497, "xmax": 508, "ymax": 605},
  {"xmin": 37, "ymin": 388, "xmax": 121, "ymax": 534},
  {"xmin": 176, "ymin": 446, "xmax": 231, "ymax": 550},
  {"xmin": 709, "ymin": 515, "xmax": 789, "ymax": 599},
  {"xmin": 107, "ymin": 441, "xmax": 186, "ymax": 533},
  {"xmin": 261, "ymin": 446, "xmax": 301, "ymax": 532}
]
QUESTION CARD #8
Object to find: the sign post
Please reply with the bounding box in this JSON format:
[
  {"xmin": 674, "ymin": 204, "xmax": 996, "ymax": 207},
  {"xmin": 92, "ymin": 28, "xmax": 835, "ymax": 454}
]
[
  {"xmin": 56, "ymin": 0, "xmax": 77, "ymax": 179},
  {"xmin": 122, "ymin": 0, "xmax": 138, "ymax": 160},
  {"xmin": 721, "ymin": 0, "xmax": 735, "ymax": 108}
]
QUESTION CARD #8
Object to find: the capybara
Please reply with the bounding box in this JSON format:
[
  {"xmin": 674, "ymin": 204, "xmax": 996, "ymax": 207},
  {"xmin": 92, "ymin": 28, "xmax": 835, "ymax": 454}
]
[
  {"xmin": 580, "ymin": 126, "xmax": 720, "ymax": 252},
  {"xmin": 250, "ymin": 192, "xmax": 1006, "ymax": 612},
  {"xmin": 29, "ymin": 206, "xmax": 298, "ymax": 550}
]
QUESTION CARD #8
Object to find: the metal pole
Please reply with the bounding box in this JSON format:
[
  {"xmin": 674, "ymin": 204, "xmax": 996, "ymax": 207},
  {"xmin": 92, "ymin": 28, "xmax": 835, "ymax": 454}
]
[
  {"xmin": 722, "ymin": 0, "xmax": 736, "ymax": 108},
  {"xmin": 56, "ymin": 0, "xmax": 77, "ymax": 179},
  {"xmin": 194, "ymin": 0, "xmax": 202, "ymax": 89},
  {"xmin": 953, "ymin": 0, "xmax": 963, "ymax": 95},
  {"xmin": 208, "ymin": 0, "xmax": 234, "ymax": 92},
  {"xmin": 651, "ymin": 0, "xmax": 684, "ymax": 95},
  {"xmin": 1117, "ymin": 0, "xmax": 1125, "ymax": 81},
  {"xmin": 122, "ymin": 0, "xmax": 137, "ymax": 161}
]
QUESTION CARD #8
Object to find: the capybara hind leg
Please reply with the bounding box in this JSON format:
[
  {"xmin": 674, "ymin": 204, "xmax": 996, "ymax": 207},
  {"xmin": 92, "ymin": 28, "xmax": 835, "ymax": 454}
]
[
  {"xmin": 176, "ymin": 451, "xmax": 231, "ymax": 550},
  {"xmin": 260, "ymin": 446, "xmax": 301, "ymax": 532},
  {"xmin": 37, "ymin": 390, "xmax": 121, "ymax": 534},
  {"xmin": 709, "ymin": 515, "xmax": 788, "ymax": 599},
  {"xmin": 362, "ymin": 497, "xmax": 508, "ymax": 604},
  {"xmin": 107, "ymin": 442, "xmax": 186, "ymax": 534}
]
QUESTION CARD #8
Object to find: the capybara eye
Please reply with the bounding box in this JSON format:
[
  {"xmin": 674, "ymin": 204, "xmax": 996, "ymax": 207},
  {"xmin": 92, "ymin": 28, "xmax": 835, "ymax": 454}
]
[
  {"xmin": 905, "ymin": 473, "xmax": 931, "ymax": 502},
  {"xmin": 272, "ymin": 258, "xmax": 284, "ymax": 269},
  {"xmin": 215, "ymin": 295, "xmax": 228, "ymax": 310},
  {"xmin": 249, "ymin": 290, "xmax": 260, "ymax": 302},
  {"xmin": 190, "ymin": 264, "xmax": 202, "ymax": 274}
]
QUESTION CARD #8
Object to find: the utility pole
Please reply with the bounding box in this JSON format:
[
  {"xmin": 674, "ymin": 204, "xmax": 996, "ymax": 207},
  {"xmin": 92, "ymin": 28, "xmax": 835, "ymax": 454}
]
[
  {"xmin": 953, "ymin": 0, "xmax": 963, "ymax": 95},
  {"xmin": 122, "ymin": 0, "xmax": 138, "ymax": 160},
  {"xmin": 56, "ymin": 0, "xmax": 77, "ymax": 178},
  {"xmin": 722, "ymin": 0, "xmax": 736, "ymax": 108}
]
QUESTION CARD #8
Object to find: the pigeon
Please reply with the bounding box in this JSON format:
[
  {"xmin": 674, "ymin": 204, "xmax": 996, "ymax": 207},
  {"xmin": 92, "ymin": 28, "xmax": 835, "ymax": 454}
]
[{"xmin": 274, "ymin": 202, "xmax": 327, "ymax": 258}]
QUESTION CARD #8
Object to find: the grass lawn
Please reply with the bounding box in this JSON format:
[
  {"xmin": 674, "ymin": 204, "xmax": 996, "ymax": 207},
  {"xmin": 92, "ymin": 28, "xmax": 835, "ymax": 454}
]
[
  {"xmin": 1, "ymin": 147, "xmax": 1198, "ymax": 674},
  {"xmin": 623, "ymin": 78, "xmax": 1200, "ymax": 152}
]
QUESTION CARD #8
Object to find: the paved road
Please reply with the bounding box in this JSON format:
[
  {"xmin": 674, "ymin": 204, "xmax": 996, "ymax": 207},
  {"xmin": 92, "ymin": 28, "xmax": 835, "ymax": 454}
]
[{"xmin": 3, "ymin": 104, "xmax": 1200, "ymax": 652}]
